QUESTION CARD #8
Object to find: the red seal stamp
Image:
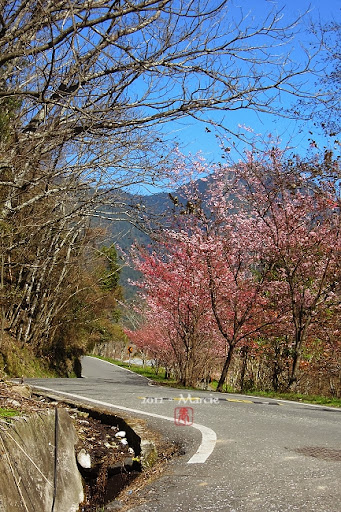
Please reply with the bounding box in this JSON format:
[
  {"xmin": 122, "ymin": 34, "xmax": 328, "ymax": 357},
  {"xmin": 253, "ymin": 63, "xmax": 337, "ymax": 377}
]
[{"xmin": 174, "ymin": 406, "xmax": 194, "ymax": 426}]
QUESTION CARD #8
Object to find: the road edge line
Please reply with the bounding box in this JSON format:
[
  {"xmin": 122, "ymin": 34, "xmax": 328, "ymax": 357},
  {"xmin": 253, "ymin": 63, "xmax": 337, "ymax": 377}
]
[{"xmin": 32, "ymin": 386, "xmax": 217, "ymax": 464}]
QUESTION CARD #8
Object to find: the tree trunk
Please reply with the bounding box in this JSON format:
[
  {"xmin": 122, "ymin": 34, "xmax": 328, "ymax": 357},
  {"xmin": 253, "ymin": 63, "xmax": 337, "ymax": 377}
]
[
  {"xmin": 287, "ymin": 322, "xmax": 310, "ymax": 390},
  {"xmin": 288, "ymin": 349, "xmax": 301, "ymax": 390},
  {"xmin": 239, "ymin": 346, "xmax": 249, "ymax": 392},
  {"xmin": 216, "ymin": 344, "xmax": 235, "ymax": 392}
]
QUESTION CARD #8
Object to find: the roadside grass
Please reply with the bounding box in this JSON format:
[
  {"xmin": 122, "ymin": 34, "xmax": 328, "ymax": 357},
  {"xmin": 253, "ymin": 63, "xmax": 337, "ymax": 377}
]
[
  {"xmin": 92, "ymin": 355, "xmax": 341, "ymax": 408},
  {"xmin": 242, "ymin": 390, "xmax": 341, "ymax": 408},
  {"xmin": 0, "ymin": 334, "xmax": 61, "ymax": 378},
  {"xmin": 0, "ymin": 407, "xmax": 19, "ymax": 419}
]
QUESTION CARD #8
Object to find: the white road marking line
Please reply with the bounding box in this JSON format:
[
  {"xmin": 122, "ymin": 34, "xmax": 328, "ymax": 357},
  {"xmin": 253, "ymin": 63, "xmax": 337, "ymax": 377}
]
[
  {"xmin": 187, "ymin": 423, "xmax": 217, "ymax": 464},
  {"xmin": 32, "ymin": 386, "xmax": 217, "ymax": 464}
]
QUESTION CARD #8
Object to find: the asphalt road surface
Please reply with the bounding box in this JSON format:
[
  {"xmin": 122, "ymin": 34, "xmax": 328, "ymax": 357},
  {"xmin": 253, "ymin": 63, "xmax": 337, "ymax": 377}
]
[{"xmin": 29, "ymin": 356, "xmax": 341, "ymax": 512}]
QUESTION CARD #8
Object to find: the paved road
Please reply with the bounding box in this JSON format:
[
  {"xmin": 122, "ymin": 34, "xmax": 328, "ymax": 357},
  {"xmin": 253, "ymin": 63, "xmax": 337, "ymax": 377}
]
[{"xmin": 29, "ymin": 356, "xmax": 341, "ymax": 511}]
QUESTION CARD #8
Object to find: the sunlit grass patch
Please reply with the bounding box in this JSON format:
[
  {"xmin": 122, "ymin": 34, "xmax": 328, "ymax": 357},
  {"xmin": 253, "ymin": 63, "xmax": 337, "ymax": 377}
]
[
  {"xmin": 245, "ymin": 390, "xmax": 341, "ymax": 408},
  {"xmin": 0, "ymin": 407, "xmax": 19, "ymax": 419}
]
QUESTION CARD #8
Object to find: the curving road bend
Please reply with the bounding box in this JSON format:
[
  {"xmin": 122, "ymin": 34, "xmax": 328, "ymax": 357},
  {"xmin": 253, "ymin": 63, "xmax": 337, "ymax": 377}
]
[{"xmin": 29, "ymin": 356, "xmax": 341, "ymax": 512}]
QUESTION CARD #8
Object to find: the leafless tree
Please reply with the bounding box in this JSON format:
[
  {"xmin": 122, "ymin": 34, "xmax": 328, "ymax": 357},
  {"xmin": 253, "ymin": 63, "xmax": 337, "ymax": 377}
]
[
  {"xmin": 1, "ymin": 0, "xmax": 316, "ymax": 203},
  {"xmin": 315, "ymin": 22, "xmax": 340, "ymax": 136}
]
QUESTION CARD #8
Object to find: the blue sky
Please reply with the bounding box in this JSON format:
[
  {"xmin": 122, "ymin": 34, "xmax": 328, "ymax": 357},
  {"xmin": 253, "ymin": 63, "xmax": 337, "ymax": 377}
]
[{"xmin": 162, "ymin": 0, "xmax": 341, "ymax": 166}]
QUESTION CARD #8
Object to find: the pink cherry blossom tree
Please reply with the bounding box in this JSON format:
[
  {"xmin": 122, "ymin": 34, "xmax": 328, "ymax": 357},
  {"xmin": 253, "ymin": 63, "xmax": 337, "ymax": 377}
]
[
  {"xmin": 127, "ymin": 144, "xmax": 341, "ymax": 392},
  {"xmin": 128, "ymin": 169, "xmax": 279, "ymax": 390},
  {"xmin": 129, "ymin": 240, "xmax": 222, "ymax": 387},
  {"xmin": 182, "ymin": 173, "xmax": 282, "ymax": 392},
  {"xmin": 220, "ymin": 146, "xmax": 341, "ymax": 389}
]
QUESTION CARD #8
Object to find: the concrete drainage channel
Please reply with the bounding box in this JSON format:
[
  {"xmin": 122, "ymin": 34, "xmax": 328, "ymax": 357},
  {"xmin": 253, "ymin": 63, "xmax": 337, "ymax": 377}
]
[
  {"xmin": 71, "ymin": 405, "xmax": 157, "ymax": 511},
  {"xmin": 35, "ymin": 390, "xmax": 160, "ymax": 512},
  {"xmin": 72, "ymin": 406, "xmax": 143, "ymax": 511},
  {"xmin": 0, "ymin": 387, "xmax": 159, "ymax": 512}
]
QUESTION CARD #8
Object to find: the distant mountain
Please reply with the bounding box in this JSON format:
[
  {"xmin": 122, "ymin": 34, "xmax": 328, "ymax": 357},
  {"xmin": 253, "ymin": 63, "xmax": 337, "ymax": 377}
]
[
  {"xmin": 93, "ymin": 178, "xmax": 212, "ymax": 298},
  {"xmin": 91, "ymin": 190, "xmax": 172, "ymax": 298},
  {"xmin": 97, "ymin": 178, "xmax": 212, "ymax": 247}
]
